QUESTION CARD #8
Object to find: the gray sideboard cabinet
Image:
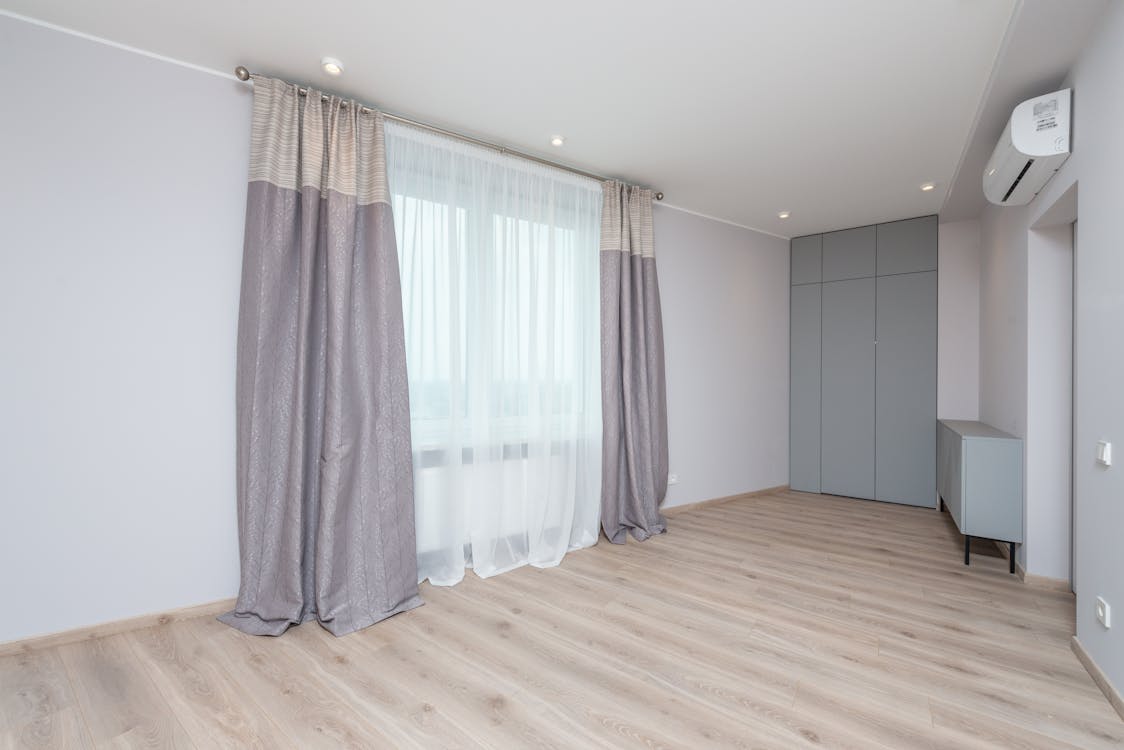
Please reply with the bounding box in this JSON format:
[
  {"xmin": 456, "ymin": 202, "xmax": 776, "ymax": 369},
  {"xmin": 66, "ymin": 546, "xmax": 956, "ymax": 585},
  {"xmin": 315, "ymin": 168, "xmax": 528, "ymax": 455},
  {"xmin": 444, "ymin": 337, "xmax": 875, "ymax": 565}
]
[{"xmin": 936, "ymin": 419, "xmax": 1024, "ymax": 573}]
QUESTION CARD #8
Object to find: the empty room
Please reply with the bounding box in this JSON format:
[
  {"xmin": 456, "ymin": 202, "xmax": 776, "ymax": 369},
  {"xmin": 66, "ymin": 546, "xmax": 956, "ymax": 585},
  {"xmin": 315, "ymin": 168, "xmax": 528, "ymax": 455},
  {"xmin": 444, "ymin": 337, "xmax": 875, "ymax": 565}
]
[{"xmin": 3, "ymin": 0, "xmax": 1124, "ymax": 747}]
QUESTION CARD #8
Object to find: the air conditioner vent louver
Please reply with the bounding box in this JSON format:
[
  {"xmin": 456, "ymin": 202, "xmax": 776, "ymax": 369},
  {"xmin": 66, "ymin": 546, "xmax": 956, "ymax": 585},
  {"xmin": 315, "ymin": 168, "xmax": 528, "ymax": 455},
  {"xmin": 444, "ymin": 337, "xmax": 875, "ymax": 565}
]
[{"xmin": 1001, "ymin": 159, "xmax": 1034, "ymax": 203}]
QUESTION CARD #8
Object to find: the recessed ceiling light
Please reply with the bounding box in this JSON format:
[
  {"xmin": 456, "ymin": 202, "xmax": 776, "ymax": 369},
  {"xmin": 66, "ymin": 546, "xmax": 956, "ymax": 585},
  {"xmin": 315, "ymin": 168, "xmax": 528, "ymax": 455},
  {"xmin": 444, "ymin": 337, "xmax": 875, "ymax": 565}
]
[
  {"xmin": 550, "ymin": 135, "xmax": 565, "ymax": 147},
  {"xmin": 321, "ymin": 57, "xmax": 344, "ymax": 76},
  {"xmin": 778, "ymin": 210, "xmax": 791, "ymax": 219},
  {"xmin": 920, "ymin": 182, "xmax": 936, "ymax": 192}
]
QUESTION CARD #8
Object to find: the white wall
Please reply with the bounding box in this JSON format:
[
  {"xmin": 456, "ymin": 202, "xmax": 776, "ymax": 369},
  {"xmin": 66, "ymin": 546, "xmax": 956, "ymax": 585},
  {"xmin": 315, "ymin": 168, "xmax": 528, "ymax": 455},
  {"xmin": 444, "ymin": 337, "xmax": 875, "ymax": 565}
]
[
  {"xmin": 1043, "ymin": 1, "xmax": 1124, "ymax": 688},
  {"xmin": 654, "ymin": 206, "xmax": 790, "ymax": 509},
  {"xmin": 978, "ymin": 202, "xmax": 1030, "ymax": 442},
  {"xmin": 1025, "ymin": 224, "xmax": 1073, "ymax": 583},
  {"xmin": 937, "ymin": 219, "xmax": 981, "ymax": 420},
  {"xmin": 0, "ymin": 15, "xmax": 251, "ymax": 643},
  {"xmin": 975, "ymin": 1, "xmax": 1124, "ymax": 689}
]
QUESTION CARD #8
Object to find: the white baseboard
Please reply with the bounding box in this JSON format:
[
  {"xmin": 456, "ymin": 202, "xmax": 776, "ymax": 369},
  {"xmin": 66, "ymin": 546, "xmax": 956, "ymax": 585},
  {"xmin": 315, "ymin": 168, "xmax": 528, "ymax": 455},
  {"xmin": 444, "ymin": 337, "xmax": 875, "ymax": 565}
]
[
  {"xmin": 994, "ymin": 542, "xmax": 1072, "ymax": 592},
  {"xmin": 0, "ymin": 598, "xmax": 236, "ymax": 657},
  {"xmin": 661, "ymin": 485, "xmax": 789, "ymax": 517},
  {"xmin": 1072, "ymin": 635, "xmax": 1124, "ymax": 722}
]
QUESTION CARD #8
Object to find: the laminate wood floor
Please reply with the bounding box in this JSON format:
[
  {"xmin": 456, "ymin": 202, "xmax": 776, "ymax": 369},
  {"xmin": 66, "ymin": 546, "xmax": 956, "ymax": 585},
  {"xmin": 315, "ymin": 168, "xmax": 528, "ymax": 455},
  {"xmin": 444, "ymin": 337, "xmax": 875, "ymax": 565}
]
[{"xmin": 3, "ymin": 490, "xmax": 1122, "ymax": 748}]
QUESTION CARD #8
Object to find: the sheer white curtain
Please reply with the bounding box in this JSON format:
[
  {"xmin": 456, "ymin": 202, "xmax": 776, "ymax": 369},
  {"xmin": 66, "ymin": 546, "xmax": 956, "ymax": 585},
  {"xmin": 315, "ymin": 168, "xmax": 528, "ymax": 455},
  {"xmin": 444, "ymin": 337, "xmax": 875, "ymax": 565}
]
[{"xmin": 385, "ymin": 122, "xmax": 602, "ymax": 586}]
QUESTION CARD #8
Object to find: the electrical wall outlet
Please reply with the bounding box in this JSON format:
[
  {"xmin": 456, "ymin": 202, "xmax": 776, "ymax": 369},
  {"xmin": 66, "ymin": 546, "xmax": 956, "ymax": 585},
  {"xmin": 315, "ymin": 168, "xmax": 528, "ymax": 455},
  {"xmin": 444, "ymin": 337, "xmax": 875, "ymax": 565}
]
[
  {"xmin": 1096, "ymin": 596, "xmax": 1111, "ymax": 628},
  {"xmin": 667, "ymin": 473, "xmax": 679, "ymax": 486}
]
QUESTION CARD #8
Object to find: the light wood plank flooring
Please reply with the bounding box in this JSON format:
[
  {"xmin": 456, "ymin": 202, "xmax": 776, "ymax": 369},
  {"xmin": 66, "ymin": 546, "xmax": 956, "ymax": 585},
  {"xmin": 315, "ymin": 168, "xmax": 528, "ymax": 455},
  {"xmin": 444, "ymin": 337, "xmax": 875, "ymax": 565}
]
[{"xmin": 2, "ymin": 490, "xmax": 1121, "ymax": 748}]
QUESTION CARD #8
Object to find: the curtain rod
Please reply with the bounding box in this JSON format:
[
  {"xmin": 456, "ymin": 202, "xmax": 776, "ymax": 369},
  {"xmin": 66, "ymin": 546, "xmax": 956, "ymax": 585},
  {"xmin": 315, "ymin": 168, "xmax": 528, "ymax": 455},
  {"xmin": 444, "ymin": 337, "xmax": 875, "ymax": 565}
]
[{"xmin": 234, "ymin": 67, "xmax": 663, "ymax": 201}]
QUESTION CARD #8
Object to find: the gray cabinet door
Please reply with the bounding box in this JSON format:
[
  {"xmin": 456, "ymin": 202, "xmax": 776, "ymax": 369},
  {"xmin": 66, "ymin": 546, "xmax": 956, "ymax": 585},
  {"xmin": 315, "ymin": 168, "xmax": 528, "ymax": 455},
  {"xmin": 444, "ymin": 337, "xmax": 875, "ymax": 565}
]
[
  {"xmin": 791, "ymin": 235, "xmax": 822, "ymax": 285},
  {"xmin": 790, "ymin": 284, "xmax": 821, "ymax": 492},
  {"xmin": 962, "ymin": 438, "xmax": 1024, "ymax": 542},
  {"xmin": 876, "ymin": 216, "xmax": 937, "ymax": 276},
  {"xmin": 822, "ymin": 226, "xmax": 876, "ymax": 281},
  {"xmin": 820, "ymin": 277, "xmax": 875, "ymax": 499},
  {"xmin": 876, "ymin": 271, "xmax": 937, "ymax": 506}
]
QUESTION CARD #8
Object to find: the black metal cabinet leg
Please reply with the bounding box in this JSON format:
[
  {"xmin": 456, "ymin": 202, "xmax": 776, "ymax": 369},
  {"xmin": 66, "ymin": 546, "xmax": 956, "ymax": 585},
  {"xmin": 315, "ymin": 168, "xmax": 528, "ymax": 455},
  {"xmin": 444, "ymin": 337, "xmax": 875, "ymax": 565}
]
[
  {"xmin": 965, "ymin": 535, "xmax": 970, "ymax": 566},
  {"xmin": 1010, "ymin": 542, "xmax": 1016, "ymax": 574}
]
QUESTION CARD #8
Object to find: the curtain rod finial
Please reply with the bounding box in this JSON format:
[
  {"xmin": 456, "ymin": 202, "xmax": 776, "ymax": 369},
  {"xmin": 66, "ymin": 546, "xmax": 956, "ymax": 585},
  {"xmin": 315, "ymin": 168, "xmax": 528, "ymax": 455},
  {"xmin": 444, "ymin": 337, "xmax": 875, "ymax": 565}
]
[
  {"xmin": 234, "ymin": 66, "xmax": 251, "ymax": 81},
  {"xmin": 654, "ymin": 192, "xmax": 664, "ymax": 201}
]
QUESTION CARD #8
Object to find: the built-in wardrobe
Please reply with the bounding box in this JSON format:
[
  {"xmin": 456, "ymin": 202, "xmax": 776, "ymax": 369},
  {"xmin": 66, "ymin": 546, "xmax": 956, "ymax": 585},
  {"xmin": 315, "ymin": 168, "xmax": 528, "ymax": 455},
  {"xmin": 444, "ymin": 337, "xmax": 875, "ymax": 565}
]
[{"xmin": 789, "ymin": 215, "xmax": 936, "ymax": 507}]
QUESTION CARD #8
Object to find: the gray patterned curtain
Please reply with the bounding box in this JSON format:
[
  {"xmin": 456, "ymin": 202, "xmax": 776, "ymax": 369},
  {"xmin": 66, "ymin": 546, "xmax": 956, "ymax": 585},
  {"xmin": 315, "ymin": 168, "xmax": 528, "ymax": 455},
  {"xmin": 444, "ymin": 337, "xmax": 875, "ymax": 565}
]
[
  {"xmin": 600, "ymin": 181, "xmax": 669, "ymax": 543},
  {"xmin": 220, "ymin": 77, "xmax": 422, "ymax": 636}
]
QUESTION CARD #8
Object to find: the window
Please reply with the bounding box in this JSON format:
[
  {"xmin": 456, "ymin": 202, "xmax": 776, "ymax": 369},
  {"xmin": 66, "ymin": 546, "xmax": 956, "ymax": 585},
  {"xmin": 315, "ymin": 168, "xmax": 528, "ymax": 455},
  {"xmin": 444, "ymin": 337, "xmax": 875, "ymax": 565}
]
[{"xmin": 386, "ymin": 122, "xmax": 602, "ymax": 585}]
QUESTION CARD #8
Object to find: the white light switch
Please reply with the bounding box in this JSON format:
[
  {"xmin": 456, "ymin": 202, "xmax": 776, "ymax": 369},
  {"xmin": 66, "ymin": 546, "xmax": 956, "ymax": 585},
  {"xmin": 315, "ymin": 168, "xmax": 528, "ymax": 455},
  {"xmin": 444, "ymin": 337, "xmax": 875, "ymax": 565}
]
[{"xmin": 1096, "ymin": 440, "xmax": 1112, "ymax": 466}]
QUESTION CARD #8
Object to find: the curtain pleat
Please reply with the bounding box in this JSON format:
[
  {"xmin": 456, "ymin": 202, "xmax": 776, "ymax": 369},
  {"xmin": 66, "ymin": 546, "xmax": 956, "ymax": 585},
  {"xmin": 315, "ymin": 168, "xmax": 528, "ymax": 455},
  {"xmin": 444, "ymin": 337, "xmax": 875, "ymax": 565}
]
[
  {"xmin": 220, "ymin": 77, "xmax": 422, "ymax": 636},
  {"xmin": 600, "ymin": 181, "xmax": 669, "ymax": 543}
]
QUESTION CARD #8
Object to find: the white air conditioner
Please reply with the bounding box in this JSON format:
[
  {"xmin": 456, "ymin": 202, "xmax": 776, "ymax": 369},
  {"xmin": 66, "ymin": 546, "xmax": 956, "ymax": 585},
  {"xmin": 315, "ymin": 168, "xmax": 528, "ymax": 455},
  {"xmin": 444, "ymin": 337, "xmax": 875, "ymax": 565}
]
[{"xmin": 983, "ymin": 88, "xmax": 1071, "ymax": 206}]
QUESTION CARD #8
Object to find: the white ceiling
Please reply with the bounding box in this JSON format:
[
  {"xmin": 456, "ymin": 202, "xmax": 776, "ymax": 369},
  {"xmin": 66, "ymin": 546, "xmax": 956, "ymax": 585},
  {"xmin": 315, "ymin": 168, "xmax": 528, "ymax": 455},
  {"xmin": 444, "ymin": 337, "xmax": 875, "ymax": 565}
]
[{"xmin": 3, "ymin": 0, "xmax": 1023, "ymax": 237}]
